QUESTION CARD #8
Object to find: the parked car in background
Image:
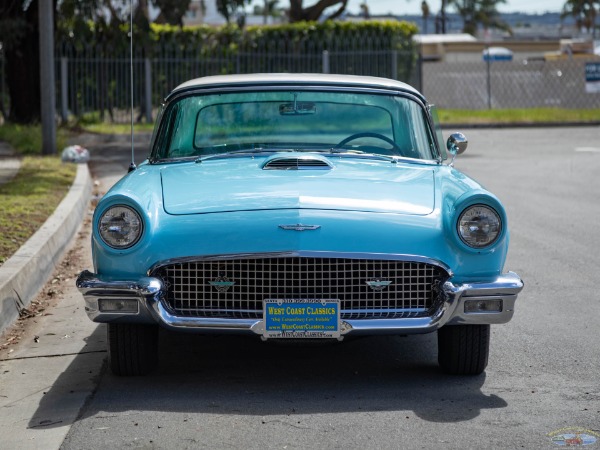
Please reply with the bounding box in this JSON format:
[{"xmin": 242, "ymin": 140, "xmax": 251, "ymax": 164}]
[{"xmin": 77, "ymin": 73, "xmax": 523, "ymax": 376}]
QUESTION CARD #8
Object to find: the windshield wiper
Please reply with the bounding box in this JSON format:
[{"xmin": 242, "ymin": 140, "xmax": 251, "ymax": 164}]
[
  {"xmin": 328, "ymin": 148, "xmax": 367, "ymax": 154},
  {"xmin": 195, "ymin": 148, "xmax": 260, "ymax": 163},
  {"xmin": 326, "ymin": 148, "xmax": 421, "ymax": 164},
  {"xmin": 195, "ymin": 147, "xmax": 298, "ymax": 163}
]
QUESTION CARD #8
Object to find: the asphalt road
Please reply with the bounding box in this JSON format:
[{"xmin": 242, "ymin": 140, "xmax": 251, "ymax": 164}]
[{"xmin": 6, "ymin": 127, "xmax": 600, "ymax": 449}]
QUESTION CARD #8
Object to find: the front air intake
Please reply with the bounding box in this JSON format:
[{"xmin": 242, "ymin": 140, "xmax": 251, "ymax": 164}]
[{"xmin": 262, "ymin": 156, "xmax": 332, "ymax": 170}]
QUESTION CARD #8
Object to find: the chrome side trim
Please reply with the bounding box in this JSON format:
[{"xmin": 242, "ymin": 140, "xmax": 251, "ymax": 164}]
[{"xmin": 146, "ymin": 251, "xmax": 454, "ymax": 278}]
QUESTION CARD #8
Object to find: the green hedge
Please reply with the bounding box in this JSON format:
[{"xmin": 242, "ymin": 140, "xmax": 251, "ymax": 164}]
[
  {"xmin": 55, "ymin": 20, "xmax": 420, "ymax": 123},
  {"xmin": 58, "ymin": 20, "xmax": 418, "ymax": 57}
]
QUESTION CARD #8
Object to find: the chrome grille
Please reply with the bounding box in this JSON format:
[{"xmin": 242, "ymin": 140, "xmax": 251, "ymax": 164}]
[{"xmin": 153, "ymin": 257, "xmax": 448, "ymax": 320}]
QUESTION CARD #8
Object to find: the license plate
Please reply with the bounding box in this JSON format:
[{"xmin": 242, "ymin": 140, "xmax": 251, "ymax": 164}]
[{"xmin": 263, "ymin": 299, "xmax": 340, "ymax": 339}]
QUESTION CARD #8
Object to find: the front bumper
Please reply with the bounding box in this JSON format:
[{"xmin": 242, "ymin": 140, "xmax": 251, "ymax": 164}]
[{"xmin": 76, "ymin": 270, "xmax": 523, "ymax": 336}]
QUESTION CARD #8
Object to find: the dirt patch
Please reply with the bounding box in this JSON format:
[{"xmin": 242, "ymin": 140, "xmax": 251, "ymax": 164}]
[{"xmin": 0, "ymin": 205, "xmax": 95, "ymax": 357}]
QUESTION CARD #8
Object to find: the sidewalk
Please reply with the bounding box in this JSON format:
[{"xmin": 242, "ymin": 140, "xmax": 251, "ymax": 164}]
[
  {"xmin": 0, "ymin": 139, "xmax": 92, "ymax": 335},
  {"xmin": 0, "ymin": 141, "xmax": 21, "ymax": 186}
]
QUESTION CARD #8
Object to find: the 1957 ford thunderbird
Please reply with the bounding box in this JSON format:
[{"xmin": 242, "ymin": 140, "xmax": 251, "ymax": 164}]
[{"xmin": 77, "ymin": 73, "xmax": 523, "ymax": 376}]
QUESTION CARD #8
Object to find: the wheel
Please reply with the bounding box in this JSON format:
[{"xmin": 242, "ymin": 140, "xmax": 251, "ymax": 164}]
[
  {"xmin": 334, "ymin": 132, "xmax": 400, "ymax": 152},
  {"xmin": 107, "ymin": 323, "xmax": 158, "ymax": 376},
  {"xmin": 437, "ymin": 324, "xmax": 490, "ymax": 375}
]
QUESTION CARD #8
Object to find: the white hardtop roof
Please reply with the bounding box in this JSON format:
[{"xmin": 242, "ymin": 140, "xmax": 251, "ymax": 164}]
[{"xmin": 170, "ymin": 73, "xmax": 423, "ymax": 100}]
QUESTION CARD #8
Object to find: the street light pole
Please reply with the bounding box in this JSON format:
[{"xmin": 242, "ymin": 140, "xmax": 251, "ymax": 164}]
[
  {"xmin": 39, "ymin": 0, "xmax": 56, "ymax": 155},
  {"xmin": 441, "ymin": 0, "xmax": 446, "ymax": 34}
]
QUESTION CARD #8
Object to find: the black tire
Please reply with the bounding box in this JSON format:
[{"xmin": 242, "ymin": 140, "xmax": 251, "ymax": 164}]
[
  {"xmin": 107, "ymin": 323, "xmax": 158, "ymax": 376},
  {"xmin": 437, "ymin": 324, "xmax": 490, "ymax": 375}
]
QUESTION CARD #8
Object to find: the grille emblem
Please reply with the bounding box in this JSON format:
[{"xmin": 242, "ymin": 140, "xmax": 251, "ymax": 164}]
[
  {"xmin": 209, "ymin": 276, "xmax": 235, "ymax": 292},
  {"xmin": 279, "ymin": 224, "xmax": 321, "ymax": 231},
  {"xmin": 366, "ymin": 278, "xmax": 393, "ymax": 291}
]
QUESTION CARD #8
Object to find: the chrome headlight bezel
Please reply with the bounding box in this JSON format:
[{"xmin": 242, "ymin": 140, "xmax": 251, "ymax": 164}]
[
  {"xmin": 457, "ymin": 204, "xmax": 502, "ymax": 249},
  {"xmin": 98, "ymin": 205, "xmax": 143, "ymax": 249}
]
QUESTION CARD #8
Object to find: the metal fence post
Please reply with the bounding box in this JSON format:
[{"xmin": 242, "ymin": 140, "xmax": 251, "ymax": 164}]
[
  {"xmin": 60, "ymin": 57, "xmax": 69, "ymax": 123},
  {"xmin": 486, "ymin": 50, "xmax": 492, "ymax": 109},
  {"xmin": 39, "ymin": 0, "xmax": 56, "ymax": 154},
  {"xmin": 391, "ymin": 50, "xmax": 398, "ymax": 80},
  {"xmin": 322, "ymin": 50, "xmax": 330, "ymax": 74},
  {"xmin": 144, "ymin": 58, "xmax": 152, "ymax": 123},
  {"xmin": 417, "ymin": 52, "xmax": 424, "ymax": 92}
]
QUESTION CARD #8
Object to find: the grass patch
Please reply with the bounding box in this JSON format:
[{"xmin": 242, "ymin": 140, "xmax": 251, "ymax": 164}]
[
  {"xmin": 0, "ymin": 123, "xmax": 72, "ymax": 155},
  {"xmin": 438, "ymin": 108, "xmax": 600, "ymax": 125},
  {"xmin": 0, "ymin": 157, "xmax": 76, "ymax": 265},
  {"xmin": 74, "ymin": 108, "xmax": 600, "ymax": 131},
  {"xmin": 80, "ymin": 122, "xmax": 155, "ymax": 134}
]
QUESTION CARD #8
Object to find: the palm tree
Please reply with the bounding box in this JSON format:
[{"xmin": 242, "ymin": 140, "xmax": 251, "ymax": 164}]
[
  {"xmin": 448, "ymin": 0, "xmax": 511, "ymax": 36},
  {"xmin": 360, "ymin": 2, "xmax": 370, "ymax": 19},
  {"xmin": 561, "ymin": 0, "xmax": 598, "ymax": 37},
  {"xmin": 421, "ymin": 1, "xmax": 430, "ymax": 34}
]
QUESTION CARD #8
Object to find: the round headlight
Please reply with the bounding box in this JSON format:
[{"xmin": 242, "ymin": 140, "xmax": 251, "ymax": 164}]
[
  {"xmin": 457, "ymin": 205, "xmax": 501, "ymax": 248},
  {"xmin": 98, "ymin": 205, "xmax": 143, "ymax": 249}
]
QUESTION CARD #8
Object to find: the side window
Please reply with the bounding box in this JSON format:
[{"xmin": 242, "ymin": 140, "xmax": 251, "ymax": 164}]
[
  {"xmin": 429, "ymin": 105, "xmax": 447, "ymax": 160},
  {"xmin": 154, "ymin": 103, "xmax": 180, "ymax": 159}
]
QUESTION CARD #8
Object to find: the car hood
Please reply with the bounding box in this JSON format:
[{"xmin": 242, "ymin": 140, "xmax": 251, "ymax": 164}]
[{"xmin": 160, "ymin": 156, "xmax": 436, "ymax": 215}]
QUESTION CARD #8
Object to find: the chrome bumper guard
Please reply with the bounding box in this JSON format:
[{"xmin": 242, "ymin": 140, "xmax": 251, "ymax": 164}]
[{"xmin": 76, "ymin": 270, "xmax": 523, "ymax": 335}]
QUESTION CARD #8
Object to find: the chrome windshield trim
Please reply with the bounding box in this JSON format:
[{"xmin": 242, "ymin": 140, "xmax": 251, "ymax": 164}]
[
  {"xmin": 166, "ymin": 85, "xmax": 427, "ymax": 106},
  {"xmin": 151, "ymin": 86, "xmax": 440, "ymax": 162},
  {"xmin": 183, "ymin": 151, "xmax": 439, "ymax": 166},
  {"xmin": 146, "ymin": 251, "xmax": 453, "ymax": 278}
]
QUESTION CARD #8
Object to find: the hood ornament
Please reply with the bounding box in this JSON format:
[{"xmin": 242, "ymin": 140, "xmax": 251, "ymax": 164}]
[
  {"xmin": 366, "ymin": 278, "xmax": 393, "ymax": 292},
  {"xmin": 279, "ymin": 224, "xmax": 321, "ymax": 231}
]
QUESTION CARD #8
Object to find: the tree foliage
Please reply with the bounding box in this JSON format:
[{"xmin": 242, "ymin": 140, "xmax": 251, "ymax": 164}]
[
  {"xmin": 154, "ymin": 0, "xmax": 193, "ymax": 26},
  {"xmin": 561, "ymin": 0, "xmax": 599, "ymax": 36},
  {"xmin": 253, "ymin": 0, "xmax": 283, "ymax": 24},
  {"xmin": 0, "ymin": 0, "xmax": 418, "ymax": 124},
  {"xmin": 0, "ymin": 0, "xmax": 49, "ymax": 123},
  {"xmin": 421, "ymin": 1, "xmax": 430, "ymax": 34},
  {"xmin": 288, "ymin": 0, "xmax": 349, "ymax": 22},
  {"xmin": 0, "ymin": 0, "xmax": 197, "ymax": 123},
  {"xmin": 448, "ymin": 0, "xmax": 511, "ymax": 36},
  {"xmin": 216, "ymin": 0, "xmax": 251, "ymax": 24}
]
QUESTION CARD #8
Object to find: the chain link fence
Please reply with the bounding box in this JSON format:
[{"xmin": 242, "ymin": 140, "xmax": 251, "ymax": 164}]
[
  {"xmin": 422, "ymin": 58, "xmax": 600, "ymax": 110},
  {"xmin": 1, "ymin": 44, "xmax": 599, "ymax": 124},
  {"xmin": 52, "ymin": 40, "xmax": 418, "ymax": 123}
]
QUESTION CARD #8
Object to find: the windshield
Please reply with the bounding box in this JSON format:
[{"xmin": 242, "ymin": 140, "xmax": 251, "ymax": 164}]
[{"xmin": 152, "ymin": 90, "xmax": 439, "ymax": 161}]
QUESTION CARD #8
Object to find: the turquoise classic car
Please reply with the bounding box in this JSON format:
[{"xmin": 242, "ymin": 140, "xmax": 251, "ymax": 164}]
[{"xmin": 77, "ymin": 74, "xmax": 523, "ymax": 376}]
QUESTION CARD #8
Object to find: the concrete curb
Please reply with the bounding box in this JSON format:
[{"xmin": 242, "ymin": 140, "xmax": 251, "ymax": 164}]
[{"xmin": 0, "ymin": 163, "xmax": 92, "ymax": 335}]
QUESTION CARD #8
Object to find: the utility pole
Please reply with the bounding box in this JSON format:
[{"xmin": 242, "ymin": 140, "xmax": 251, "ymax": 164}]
[
  {"xmin": 39, "ymin": 0, "xmax": 56, "ymax": 155},
  {"xmin": 441, "ymin": 0, "xmax": 447, "ymax": 34}
]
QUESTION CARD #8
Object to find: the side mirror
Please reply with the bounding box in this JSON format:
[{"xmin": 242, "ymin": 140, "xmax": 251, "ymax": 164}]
[{"xmin": 446, "ymin": 132, "xmax": 468, "ymax": 166}]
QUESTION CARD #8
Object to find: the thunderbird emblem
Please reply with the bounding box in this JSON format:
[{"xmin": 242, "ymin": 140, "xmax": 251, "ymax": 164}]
[
  {"xmin": 366, "ymin": 278, "xmax": 393, "ymax": 292},
  {"xmin": 279, "ymin": 224, "xmax": 321, "ymax": 231},
  {"xmin": 209, "ymin": 276, "xmax": 235, "ymax": 293}
]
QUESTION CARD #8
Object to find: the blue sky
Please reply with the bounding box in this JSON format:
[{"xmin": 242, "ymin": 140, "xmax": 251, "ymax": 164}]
[{"xmin": 347, "ymin": 0, "xmax": 566, "ymax": 15}]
